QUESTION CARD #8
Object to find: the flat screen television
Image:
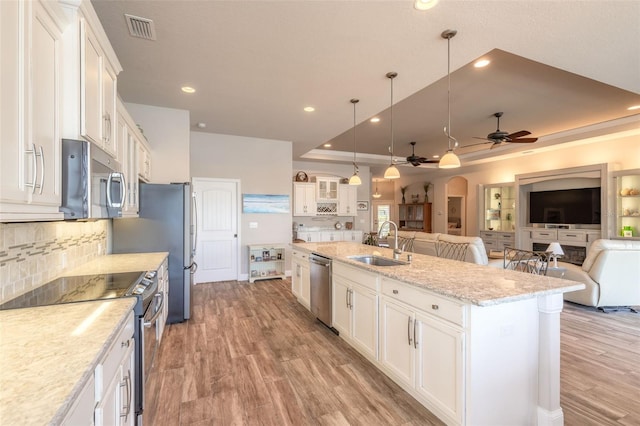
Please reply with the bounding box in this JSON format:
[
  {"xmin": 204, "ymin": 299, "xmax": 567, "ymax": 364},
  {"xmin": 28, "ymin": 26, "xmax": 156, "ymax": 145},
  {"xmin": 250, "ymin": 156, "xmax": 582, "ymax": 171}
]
[{"xmin": 529, "ymin": 187, "xmax": 601, "ymax": 225}]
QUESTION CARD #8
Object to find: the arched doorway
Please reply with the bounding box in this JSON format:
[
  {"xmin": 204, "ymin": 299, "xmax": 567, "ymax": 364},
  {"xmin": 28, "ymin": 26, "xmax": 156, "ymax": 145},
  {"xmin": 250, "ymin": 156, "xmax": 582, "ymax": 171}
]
[{"xmin": 446, "ymin": 176, "xmax": 468, "ymax": 236}]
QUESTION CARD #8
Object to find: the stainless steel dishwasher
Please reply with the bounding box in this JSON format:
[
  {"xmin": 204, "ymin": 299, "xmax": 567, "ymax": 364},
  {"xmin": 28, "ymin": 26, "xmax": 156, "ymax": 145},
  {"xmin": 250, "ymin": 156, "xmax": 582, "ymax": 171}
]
[{"xmin": 309, "ymin": 253, "xmax": 337, "ymax": 334}]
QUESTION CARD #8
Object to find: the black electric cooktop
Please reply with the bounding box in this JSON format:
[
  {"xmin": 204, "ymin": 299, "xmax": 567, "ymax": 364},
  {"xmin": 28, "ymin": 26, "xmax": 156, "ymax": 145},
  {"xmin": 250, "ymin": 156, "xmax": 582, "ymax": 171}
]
[{"xmin": 0, "ymin": 271, "xmax": 146, "ymax": 311}]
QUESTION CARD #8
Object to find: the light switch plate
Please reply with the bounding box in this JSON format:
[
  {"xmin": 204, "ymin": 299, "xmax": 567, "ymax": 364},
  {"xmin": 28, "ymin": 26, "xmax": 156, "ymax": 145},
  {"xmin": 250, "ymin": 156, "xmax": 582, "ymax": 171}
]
[{"xmin": 249, "ymin": 222, "xmax": 258, "ymax": 229}]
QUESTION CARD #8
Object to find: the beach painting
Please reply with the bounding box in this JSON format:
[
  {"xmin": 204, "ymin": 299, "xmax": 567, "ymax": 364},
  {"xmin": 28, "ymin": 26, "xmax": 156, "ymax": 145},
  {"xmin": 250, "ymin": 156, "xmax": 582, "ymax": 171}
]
[{"xmin": 242, "ymin": 194, "xmax": 290, "ymax": 213}]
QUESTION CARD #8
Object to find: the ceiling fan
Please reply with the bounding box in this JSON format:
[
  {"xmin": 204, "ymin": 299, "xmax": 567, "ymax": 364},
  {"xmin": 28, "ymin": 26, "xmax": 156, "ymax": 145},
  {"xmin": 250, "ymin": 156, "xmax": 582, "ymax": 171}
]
[
  {"xmin": 399, "ymin": 141, "xmax": 440, "ymax": 166},
  {"xmin": 471, "ymin": 112, "xmax": 538, "ymax": 149}
]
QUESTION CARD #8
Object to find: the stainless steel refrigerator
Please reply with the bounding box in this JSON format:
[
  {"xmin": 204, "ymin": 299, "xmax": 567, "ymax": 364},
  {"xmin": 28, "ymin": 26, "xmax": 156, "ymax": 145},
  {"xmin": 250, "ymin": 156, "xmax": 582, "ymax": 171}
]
[{"xmin": 112, "ymin": 182, "xmax": 197, "ymax": 323}]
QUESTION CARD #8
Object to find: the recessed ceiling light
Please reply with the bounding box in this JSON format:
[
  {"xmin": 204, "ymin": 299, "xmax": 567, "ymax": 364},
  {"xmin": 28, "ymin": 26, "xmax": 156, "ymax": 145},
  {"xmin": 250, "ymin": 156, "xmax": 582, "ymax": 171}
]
[
  {"xmin": 323, "ymin": 143, "xmax": 332, "ymax": 148},
  {"xmin": 370, "ymin": 117, "xmax": 380, "ymax": 123},
  {"xmin": 304, "ymin": 106, "xmax": 315, "ymax": 112},
  {"xmin": 414, "ymin": 0, "xmax": 439, "ymax": 11},
  {"xmin": 432, "ymin": 155, "xmax": 440, "ymax": 159},
  {"xmin": 628, "ymin": 105, "xmax": 640, "ymax": 111},
  {"xmin": 181, "ymin": 86, "xmax": 196, "ymax": 94},
  {"xmin": 474, "ymin": 59, "xmax": 490, "ymax": 68}
]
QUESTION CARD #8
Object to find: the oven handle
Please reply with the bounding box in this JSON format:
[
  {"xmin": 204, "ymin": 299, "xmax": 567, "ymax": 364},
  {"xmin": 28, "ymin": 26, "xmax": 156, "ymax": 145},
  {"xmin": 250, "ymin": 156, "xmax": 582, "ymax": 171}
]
[{"xmin": 144, "ymin": 292, "xmax": 164, "ymax": 327}]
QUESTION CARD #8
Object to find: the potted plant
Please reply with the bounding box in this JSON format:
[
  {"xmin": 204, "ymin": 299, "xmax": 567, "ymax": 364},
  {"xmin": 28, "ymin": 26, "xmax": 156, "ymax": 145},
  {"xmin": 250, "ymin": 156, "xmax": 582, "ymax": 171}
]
[{"xmin": 423, "ymin": 182, "xmax": 432, "ymax": 203}]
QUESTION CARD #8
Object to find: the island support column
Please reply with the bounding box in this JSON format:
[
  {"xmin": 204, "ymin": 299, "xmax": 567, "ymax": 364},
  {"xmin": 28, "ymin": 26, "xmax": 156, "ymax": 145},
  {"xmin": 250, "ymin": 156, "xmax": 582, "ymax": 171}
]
[{"xmin": 536, "ymin": 293, "xmax": 564, "ymax": 425}]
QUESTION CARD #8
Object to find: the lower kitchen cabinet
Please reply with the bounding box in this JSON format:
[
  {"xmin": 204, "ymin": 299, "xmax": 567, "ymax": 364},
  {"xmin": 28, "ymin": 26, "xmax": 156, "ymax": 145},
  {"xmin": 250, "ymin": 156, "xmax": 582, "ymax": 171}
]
[
  {"xmin": 332, "ymin": 263, "xmax": 378, "ymax": 361},
  {"xmin": 291, "ymin": 250, "xmax": 310, "ymax": 308},
  {"xmin": 94, "ymin": 312, "xmax": 136, "ymax": 426},
  {"xmin": 379, "ymin": 278, "xmax": 464, "ymax": 425},
  {"xmin": 157, "ymin": 256, "xmax": 169, "ymax": 341}
]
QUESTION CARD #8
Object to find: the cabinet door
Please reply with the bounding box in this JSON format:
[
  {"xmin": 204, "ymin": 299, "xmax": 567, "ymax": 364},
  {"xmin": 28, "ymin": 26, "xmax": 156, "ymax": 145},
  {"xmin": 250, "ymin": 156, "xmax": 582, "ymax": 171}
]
[
  {"xmin": 81, "ymin": 20, "xmax": 102, "ymax": 144},
  {"xmin": 351, "ymin": 285, "xmax": 377, "ymax": 359},
  {"xmin": 102, "ymin": 65, "xmax": 117, "ymax": 156},
  {"xmin": 332, "ymin": 277, "xmax": 351, "ymax": 337},
  {"xmin": 415, "ymin": 312, "xmax": 464, "ymax": 423},
  {"xmin": 138, "ymin": 142, "xmax": 151, "ymax": 181},
  {"xmin": 300, "ymin": 262, "xmax": 311, "ymax": 308},
  {"xmin": 338, "ymin": 184, "xmax": 357, "ymax": 215},
  {"xmin": 379, "ymin": 297, "xmax": 415, "ymax": 388},
  {"xmin": 294, "ymin": 183, "xmax": 316, "ymax": 216},
  {"xmin": 96, "ymin": 367, "xmax": 120, "ymax": 426},
  {"xmin": 291, "ymin": 258, "xmax": 302, "ymax": 297},
  {"xmin": 120, "ymin": 341, "xmax": 136, "ymax": 426}
]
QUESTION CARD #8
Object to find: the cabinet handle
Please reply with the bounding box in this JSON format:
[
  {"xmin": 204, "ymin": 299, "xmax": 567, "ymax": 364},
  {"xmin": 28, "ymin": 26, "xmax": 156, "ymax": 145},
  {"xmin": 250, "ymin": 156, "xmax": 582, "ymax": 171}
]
[
  {"xmin": 565, "ymin": 234, "xmax": 577, "ymax": 237},
  {"xmin": 121, "ymin": 339, "xmax": 130, "ymax": 348},
  {"xmin": 431, "ymin": 304, "xmax": 439, "ymax": 310},
  {"xmin": 349, "ymin": 289, "xmax": 353, "ymax": 310},
  {"xmin": 408, "ymin": 317, "xmax": 413, "ymax": 346},
  {"xmin": 346, "ymin": 288, "xmax": 350, "ymax": 308},
  {"xmin": 120, "ymin": 368, "xmax": 132, "ymax": 420},
  {"xmin": 24, "ymin": 144, "xmax": 42, "ymax": 194},
  {"xmin": 37, "ymin": 145, "xmax": 44, "ymax": 194},
  {"xmin": 392, "ymin": 289, "xmax": 399, "ymax": 294},
  {"xmin": 414, "ymin": 319, "xmax": 418, "ymax": 349}
]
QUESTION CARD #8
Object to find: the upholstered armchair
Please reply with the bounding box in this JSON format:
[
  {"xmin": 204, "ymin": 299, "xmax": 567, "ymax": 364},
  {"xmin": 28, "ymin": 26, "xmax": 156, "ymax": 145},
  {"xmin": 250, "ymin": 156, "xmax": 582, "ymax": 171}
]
[{"xmin": 561, "ymin": 239, "xmax": 640, "ymax": 310}]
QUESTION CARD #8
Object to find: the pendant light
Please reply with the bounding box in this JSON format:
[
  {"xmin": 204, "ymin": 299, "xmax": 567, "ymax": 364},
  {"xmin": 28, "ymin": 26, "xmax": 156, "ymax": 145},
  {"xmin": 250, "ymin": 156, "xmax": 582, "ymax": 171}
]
[
  {"xmin": 372, "ymin": 179, "xmax": 382, "ymax": 198},
  {"xmin": 439, "ymin": 29, "xmax": 461, "ymax": 169},
  {"xmin": 384, "ymin": 72, "xmax": 400, "ymax": 179},
  {"xmin": 348, "ymin": 98, "xmax": 362, "ymax": 185}
]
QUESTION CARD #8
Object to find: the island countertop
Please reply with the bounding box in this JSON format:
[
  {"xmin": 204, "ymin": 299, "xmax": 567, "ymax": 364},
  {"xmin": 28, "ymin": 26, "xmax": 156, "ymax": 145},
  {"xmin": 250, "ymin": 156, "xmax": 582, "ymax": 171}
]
[
  {"xmin": 292, "ymin": 241, "xmax": 584, "ymax": 306},
  {"xmin": 0, "ymin": 298, "xmax": 136, "ymax": 425}
]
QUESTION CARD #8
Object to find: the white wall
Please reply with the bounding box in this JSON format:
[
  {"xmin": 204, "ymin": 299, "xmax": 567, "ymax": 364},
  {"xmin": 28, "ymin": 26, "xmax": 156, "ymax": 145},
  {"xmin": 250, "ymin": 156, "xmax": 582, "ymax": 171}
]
[
  {"xmin": 125, "ymin": 103, "xmax": 190, "ymax": 184},
  {"xmin": 417, "ymin": 130, "xmax": 640, "ymax": 236},
  {"xmin": 191, "ymin": 132, "xmax": 292, "ymax": 276}
]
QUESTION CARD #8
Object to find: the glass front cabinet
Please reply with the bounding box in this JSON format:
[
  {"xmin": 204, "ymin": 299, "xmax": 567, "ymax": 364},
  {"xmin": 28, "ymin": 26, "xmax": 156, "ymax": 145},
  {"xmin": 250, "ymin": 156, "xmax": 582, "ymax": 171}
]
[
  {"xmin": 480, "ymin": 183, "xmax": 516, "ymax": 232},
  {"xmin": 613, "ymin": 169, "xmax": 640, "ymax": 240}
]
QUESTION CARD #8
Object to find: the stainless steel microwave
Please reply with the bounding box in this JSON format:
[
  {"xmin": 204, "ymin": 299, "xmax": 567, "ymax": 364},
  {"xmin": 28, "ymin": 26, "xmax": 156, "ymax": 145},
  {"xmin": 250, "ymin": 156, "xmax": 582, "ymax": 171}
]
[{"xmin": 60, "ymin": 139, "xmax": 125, "ymax": 220}]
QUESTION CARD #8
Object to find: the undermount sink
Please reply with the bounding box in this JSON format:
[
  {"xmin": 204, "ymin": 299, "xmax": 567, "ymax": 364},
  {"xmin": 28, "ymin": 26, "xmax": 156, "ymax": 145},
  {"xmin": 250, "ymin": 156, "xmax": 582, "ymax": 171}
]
[{"xmin": 348, "ymin": 255, "xmax": 408, "ymax": 267}]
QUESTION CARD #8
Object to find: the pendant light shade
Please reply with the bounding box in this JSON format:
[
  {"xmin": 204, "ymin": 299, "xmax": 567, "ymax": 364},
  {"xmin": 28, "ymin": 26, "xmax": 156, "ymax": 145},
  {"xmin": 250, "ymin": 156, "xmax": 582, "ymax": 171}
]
[
  {"xmin": 349, "ymin": 98, "xmax": 362, "ymax": 186},
  {"xmin": 384, "ymin": 72, "xmax": 400, "ymax": 179},
  {"xmin": 439, "ymin": 29, "xmax": 461, "ymax": 169},
  {"xmin": 372, "ymin": 179, "xmax": 382, "ymax": 198}
]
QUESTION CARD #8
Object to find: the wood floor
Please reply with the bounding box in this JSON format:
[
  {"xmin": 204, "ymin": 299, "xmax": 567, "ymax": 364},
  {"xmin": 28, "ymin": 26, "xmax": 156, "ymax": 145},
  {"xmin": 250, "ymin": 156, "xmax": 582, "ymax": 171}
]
[{"xmin": 145, "ymin": 278, "xmax": 640, "ymax": 425}]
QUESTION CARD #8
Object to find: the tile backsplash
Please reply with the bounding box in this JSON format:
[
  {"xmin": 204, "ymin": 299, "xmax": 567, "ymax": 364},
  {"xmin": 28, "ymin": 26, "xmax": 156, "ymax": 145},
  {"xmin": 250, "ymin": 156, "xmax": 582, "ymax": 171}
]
[{"xmin": 0, "ymin": 221, "xmax": 107, "ymax": 303}]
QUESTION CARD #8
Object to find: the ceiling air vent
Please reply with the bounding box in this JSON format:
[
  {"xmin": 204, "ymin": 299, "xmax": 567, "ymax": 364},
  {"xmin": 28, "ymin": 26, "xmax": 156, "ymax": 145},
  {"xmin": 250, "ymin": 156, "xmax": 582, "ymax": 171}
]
[{"xmin": 125, "ymin": 14, "xmax": 156, "ymax": 40}]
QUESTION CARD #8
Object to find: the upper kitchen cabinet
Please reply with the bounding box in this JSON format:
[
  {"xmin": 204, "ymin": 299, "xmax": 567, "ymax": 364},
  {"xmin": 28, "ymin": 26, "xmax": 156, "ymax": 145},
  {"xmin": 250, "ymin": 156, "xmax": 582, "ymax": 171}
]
[
  {"xmin": 293, "ymin": 182, "xmax": 317, "ymax": 216},
  {"xmin": 116, "ymin": 100, "xmax": 139, "ymax": 217},
  {"xmin": 137, "ymin": 141, "xmax": 152, "ymax": 182},
  {"xmin": 338, "ymin": 184, "xmax": 357, "ymax": 216},
  {"xmin": 0, "ymin": 0, "xmax": 68, "ymax": 222},
  {"xmin": 59, "ymin": 0, "xmax": 122, "ymax": 153},
  {"xmin": 79, "ymin": 11, "xmax": 119, "ymax": 156}
]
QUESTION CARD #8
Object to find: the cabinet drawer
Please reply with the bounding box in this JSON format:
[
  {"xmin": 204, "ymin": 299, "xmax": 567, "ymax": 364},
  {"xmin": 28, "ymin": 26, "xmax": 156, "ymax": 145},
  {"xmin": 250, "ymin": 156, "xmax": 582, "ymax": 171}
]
[
  {"xmin": 381, "ymin": 279, "xmax": 464, "ymax": 326},
  {"xmin": 333, "ymin": 262, "xmax": 378, "ymax": 291},
  {"xmin": 480, "ymin": 231, "xmax": 497, "ymax": 239},
  {"xmin": 558, "ymin": 230, "xmax": 587, "ymax": 242},
  {"xmin": 483, "ymin": 239, "xmax": 498, "ymax": 250},
  {"xmin": 497, "ymin": 233, "xmax": 514, "ymax": 242},
  {"xmin": 292, "ymin": 250, "xmax": 309, "ymax": 262},
  {"xmin": 97, "ymin": 311, "xmax": 134, "ymax": 398},
  {"xmin": 531, "ymin": 230, "xmax": 556, "ymax": 241}
]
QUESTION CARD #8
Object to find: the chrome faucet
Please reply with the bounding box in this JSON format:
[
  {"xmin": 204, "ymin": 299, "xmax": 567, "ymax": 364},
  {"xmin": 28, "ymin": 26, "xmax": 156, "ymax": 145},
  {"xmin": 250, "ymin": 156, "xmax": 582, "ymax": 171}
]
[{"xmin": 379, "ymin": 220, "xmax": 402, "ymax": 260}]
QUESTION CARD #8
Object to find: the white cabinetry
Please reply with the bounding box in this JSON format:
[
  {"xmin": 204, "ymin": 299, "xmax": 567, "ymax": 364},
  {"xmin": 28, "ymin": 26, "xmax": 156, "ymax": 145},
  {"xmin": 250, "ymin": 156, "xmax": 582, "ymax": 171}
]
[
  {"xmin": 479, "ymin": 231, "xmax": 514, "ymax": 253},
  {"xmin": 293, "ymin": 183, "xmax": 317, "ymax": 216},
  {"xmin": 316, "ymin": 177, "xmax": 339, "ymax": 200},
  {"xmin": 291, "ymin": 250, "xmax": 311, "ymax": 308},
  {"xmin": 332, "ymin": 263, "xmax": 378, "ymax": 360},
  {"xmin": 379, "ymin": 277, "xmax": 464, "ymax": 424},
  {"xmin": 80, "ymin": 17, "xmax": 118, "ymax": 155},
  {"xmin": 94, "ymin": 311, "xmax": 135, "ymax": 426},
  {"xmin": 338, "ymin": 184, "xmax": 357, "ymax": 215},
  {"xmin": 295, "ymin": 230, "xmax": 321, "ymax": 243},
  {"xmin": 157, "ymin": 257, "xmax": 169, "ymax": 341},
  {"xmin": 0, "ymin": 0, "xmax": 65, "ymax": 222},
  {"xmin": 320, "ymin": 230, "xmax": 343, "ymax": 242},
  {"xmin": 520, "ymin": 227, "xmax": 601, "ymax": 264},
  {"xmin": 342, "ymin": 230, "xmax": 364, "ymax": 243},
  {"xmin": 62, "ymin": 375, "xmax": 95, "ymax": 425},
  {"xmin": 137, "ymin": 141, "xmax": 151, "ymax": 182}
]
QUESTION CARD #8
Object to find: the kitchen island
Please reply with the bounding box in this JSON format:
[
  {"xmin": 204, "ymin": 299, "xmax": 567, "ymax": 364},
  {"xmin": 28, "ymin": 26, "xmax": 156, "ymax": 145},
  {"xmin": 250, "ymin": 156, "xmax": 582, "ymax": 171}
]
[{"xmin": 292, "ymin": 241, "xmax": 584, "ymax": 426}]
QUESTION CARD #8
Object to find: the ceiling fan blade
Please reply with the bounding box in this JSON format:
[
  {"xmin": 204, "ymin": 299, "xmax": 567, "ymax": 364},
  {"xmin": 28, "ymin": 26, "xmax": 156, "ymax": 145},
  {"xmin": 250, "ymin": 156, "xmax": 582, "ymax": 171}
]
[
  {"xmin": 510, "ymin": 137, "xmax": 538, "ymax": 143},
  {"xmin": 508, "ymin": 130, "xmax": 531, "ymax": 139}
]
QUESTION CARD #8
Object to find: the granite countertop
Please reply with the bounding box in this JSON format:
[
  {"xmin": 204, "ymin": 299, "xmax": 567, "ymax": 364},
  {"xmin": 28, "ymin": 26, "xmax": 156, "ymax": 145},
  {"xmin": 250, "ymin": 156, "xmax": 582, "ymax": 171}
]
[
  {"xmin": 291, "ymin": 242, "xmax": 585, "ymax": 306},
  {"xmin": 0, "ymin": 298, "xmax": 136, "ymax": 425},
  {"xmin": 61, "ymin": 252, "xmax": 169, "ymax": 276}
]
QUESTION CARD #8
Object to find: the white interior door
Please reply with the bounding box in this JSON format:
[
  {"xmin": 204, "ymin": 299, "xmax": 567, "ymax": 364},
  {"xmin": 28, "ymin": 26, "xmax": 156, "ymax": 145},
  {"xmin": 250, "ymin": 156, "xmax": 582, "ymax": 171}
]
[
  {"xmin": 193, "ymin": 178, "xmax": 239, "ymax": 283},
  {"xmin": 372, "ymin": 201, "xmax": 393, "ymax": 233}
]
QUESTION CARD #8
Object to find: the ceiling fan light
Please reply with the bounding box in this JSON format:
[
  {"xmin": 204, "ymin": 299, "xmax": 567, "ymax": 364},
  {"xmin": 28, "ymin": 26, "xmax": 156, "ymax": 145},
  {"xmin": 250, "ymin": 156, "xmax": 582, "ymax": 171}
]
[
  {"xmin": 384, "ymin": 164, "xmax": 400, "ymax": 179},
  {"xmin": 349, "ymin": 173, "xmax": 362, "ymax": 186},
  {"xmin": 414, "ymin": 0, "xmax": 439, "ymax": 10},
  {"xmin": 438, "ymin": 151, "xmax": 461, "ymax": 169}
]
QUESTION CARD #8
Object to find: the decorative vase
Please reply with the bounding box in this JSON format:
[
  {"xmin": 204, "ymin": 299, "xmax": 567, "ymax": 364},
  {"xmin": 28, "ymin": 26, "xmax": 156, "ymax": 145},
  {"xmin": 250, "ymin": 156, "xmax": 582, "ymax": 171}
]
[
  {"xmin": 424, "ymin": 194, "xmax": 429, "ymax": 203},
  {"xmin": 402, "ymin": 196, "xmax": 406, "ymax": 204}
]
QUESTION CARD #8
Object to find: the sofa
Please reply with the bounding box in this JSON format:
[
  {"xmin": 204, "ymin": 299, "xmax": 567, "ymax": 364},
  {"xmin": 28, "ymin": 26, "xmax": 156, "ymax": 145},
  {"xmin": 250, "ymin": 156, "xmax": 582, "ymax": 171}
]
[
  {"xmin": 560, "ymin": 239, "xmax": 640, "ymax": 309},
  {"xmin": 389, "ymin": 230, "xmax": 489, "ymax": 265}
]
